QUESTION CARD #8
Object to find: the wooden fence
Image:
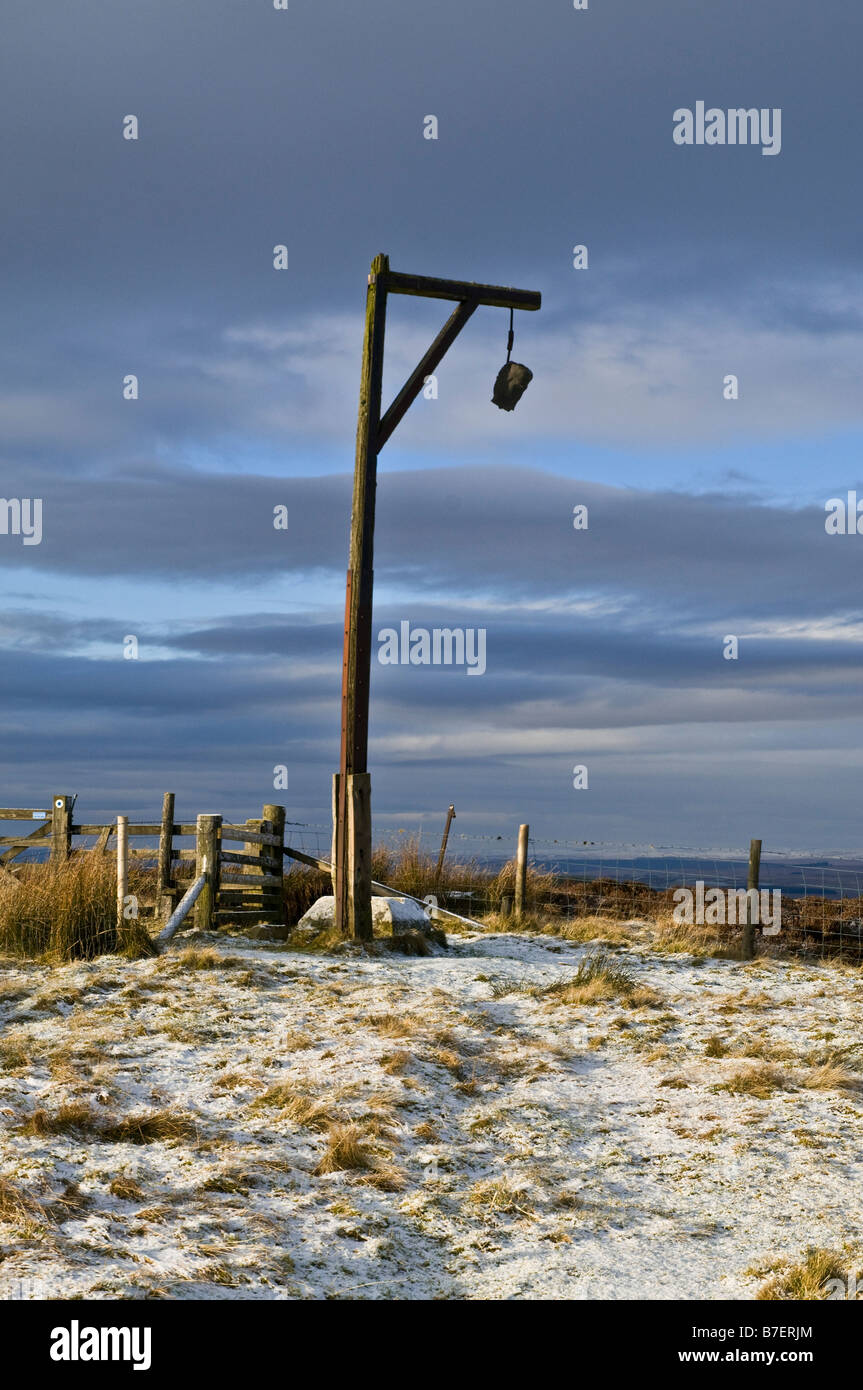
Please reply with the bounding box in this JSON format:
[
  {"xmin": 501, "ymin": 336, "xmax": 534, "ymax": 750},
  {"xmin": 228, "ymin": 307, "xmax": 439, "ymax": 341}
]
[{"xmin": 0, "ymin": 795, "xmax": 289, "ymax": 931}]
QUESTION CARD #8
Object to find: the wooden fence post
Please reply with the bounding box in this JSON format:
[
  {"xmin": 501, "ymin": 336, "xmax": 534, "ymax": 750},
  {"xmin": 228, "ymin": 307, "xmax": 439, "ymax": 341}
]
[
  {"xmin": 346, "ymin": 773, "xmax": 372, "ymax": 940},
  {"xmin": 435, "ymin": 804, "xmax": 456, "ymax": 882},
  {"xmin": 331, "ymin": 774, "xmax": 340, "ymax": 898},
  {"xmin": 261, "ymin": 803, "xmax": 286, "ymax": 923},
  {"xmin": 243, "ymin": 818, "xmax": 260, "ymax": 880},
  {"xmin": 741, "ymin": 838, "xmax": 762, "ymax": 960},
  {"xmin": 116, "ymin": 816, "xmax": 128, "ymax": 930},
  {"xmin": 194, "ymin": 814, "xmax": 221, "ymax": 932},
  {"xmin": 157, "ymin": 793, "xmax": 175, "ymax": 920},
  {"xmin": 514, "ymin": 823, "xmax": 529, "ymax": 923},
  {"xmin": 50, "ymin": 795, "xmax": 72, "ymax": 866}
]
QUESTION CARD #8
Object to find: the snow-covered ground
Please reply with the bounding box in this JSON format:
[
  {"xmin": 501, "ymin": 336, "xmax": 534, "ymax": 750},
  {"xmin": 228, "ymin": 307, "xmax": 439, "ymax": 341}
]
[{"xmin": 1, "ymin": 925, "xmax": 861, "ymax": 1300}]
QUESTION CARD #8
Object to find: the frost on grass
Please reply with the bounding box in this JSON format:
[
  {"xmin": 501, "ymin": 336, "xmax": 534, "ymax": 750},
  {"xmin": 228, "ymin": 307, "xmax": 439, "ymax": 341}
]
[{"xmin": 0, "ymin": 928, "xmax": 862, "ymax": 1300}]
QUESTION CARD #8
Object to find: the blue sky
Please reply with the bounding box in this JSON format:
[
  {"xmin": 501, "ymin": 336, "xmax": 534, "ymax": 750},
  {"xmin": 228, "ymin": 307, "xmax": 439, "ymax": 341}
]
[{"xmin": 2, "ymin": 0, "xmax": 863, "ymax": 852}]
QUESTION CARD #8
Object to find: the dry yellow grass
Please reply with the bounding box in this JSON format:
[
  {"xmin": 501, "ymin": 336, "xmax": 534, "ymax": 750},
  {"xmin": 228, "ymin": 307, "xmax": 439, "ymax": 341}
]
[
  {"xmin": 380, "ymin": 1050, "xmax": 411, "ymax": 1074},
  {"xmin": 313, "ymin": 1123, "xmax": 404, "ymax": 1191},
  {"xmin": 468, "ymin": 1176, "xmax": 534, "ymax": 1218},
  {"xmin": 715, "ymin": 1064, "xmax": 790, "ymax": 1099},
  {"xmin": 369, "ymin": 1013, "xmax": 424, "ymax": 1039},
  {"xmin": 20, "ymin": 1104, "xmax": 196, "ymax": 1144},
  {"xmin": 0, "ymin": 855, "xmax": 155, "ymax": 961},
  {"xmin": 542, "ymin": 950, "xmax": 661, "ymax": 1009},
  {"xmin": 250, "ymin": 1084, "xmax": 334, "ymax": 1131},
  {"xmin": 108, "ymin": 1176, "xmax": 145, "ymax": 1201},
  {"xmin": 756, "ymin": 1246, "xmax": 861, "ymax": 1300},
  {"xmin": 0, "ymin": 1175, "xmax": 46, "ymax": 1225},
  {"xmin": 800, "ymin": 1062, "xmax": 863, "ymax": 1095},
  {"xmin": 429, "ymin": 1046, "xmax": 462, "ymax": 1075},
  {"xmin": 0, "ymin": 1033, "xmax": 32, "ymax": 1072}
]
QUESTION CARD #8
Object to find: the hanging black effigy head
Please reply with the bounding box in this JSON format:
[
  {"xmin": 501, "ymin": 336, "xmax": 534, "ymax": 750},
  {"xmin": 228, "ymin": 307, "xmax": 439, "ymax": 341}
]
[
  {"xmin": 492, "ymin": 305, "xmax": 533, "ymax": 410},
  {"xmin": 492, "ymin": 360, "xmax": 533, "ymax": 411}
]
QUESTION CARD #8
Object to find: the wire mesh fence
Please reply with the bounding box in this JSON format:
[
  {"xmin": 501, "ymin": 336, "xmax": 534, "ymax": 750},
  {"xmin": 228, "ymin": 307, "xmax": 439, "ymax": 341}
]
[
  {"xmin": 6, "ymin": 808, "xmax": 863, "ymax": 959},
  {"xmin": 280, "ymin": 822, "xmax": 863, "ymax": 960}
]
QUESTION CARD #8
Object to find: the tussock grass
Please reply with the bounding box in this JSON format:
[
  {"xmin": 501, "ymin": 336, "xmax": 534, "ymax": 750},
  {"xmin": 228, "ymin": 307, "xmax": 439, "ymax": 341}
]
[
  {"xmin": 429, "ymin": 1046, "xmax": 462, "ymax": 1075},
  {"xmin": 200, "ymin": 1169, "xmax": 251, "ymax": 1195},
  {"xmin": 313, "ymin": 1123, "xmax": 404, "ymax": 1190},
  {"xmin": 250, "ymin": 1084, "xmax": 334, "ymax": 1131},
  {"xmin": 738, "ymin": 1036, "xmax": 796, "ymax": 1062},
  {"xmin": 20, "ymin": 1103, "xmax": 196, "ymax": 1144},
  {"xmin": 804, "ymin": 1042, "xmax": 863, "ymax": 1072},
  {"xmin": 156, "ymin": 946, "xmax": 244, "ymax": 971},
  {"xmin": 756, "ymin": 1246, "xmax": 861, "ymax": 1300},
  {"xmin": 0, "ymin": 1032, "xmax": 32, "ymax": 1072},
  {"xmin": 716, "ymin": 1064, "xmax": 790, "ymax": 1099},
  {"xmin": 380, "ymin": 1049, "xmax": 411, "ymax": 1074},
  {"xmin": 0, "ymin": 978, "xmax": 32, "ymax": 1004},
  {"xmin": 542, "ymin": 950, "xmax": 661, "ymax": 1008},
  {"xmin": 800, "ymin": 1061, "xmax": 863, "ymax": 1095},
  {"xmin": 468, "ymin": 1176, "xmax": 534, "ymax": 1218},
  {"xmin": 551, "ymin": 917, "xmax": 635, "ymax": 945},
  {"xmin": 490, "ymin": 978, "xmax": 541, "ymax": 999},
  {"xmin": 0, "ymin": 1175, "xmax": 46, "ymax": 1225},
  {"xmin": 0, "ymin": 856, "xmax": 155, "ymax": 961},
  {"xmin": 109, "ymin": 1176, "xmax": 145, "ymax": 1201},
  {"xmin": 369, "ymin": 1013, "xmax": 424, "ymax": 1039},
  {"xmin": 478, "ymin": 910, "xmax": 554, "ymax": 935},
  {"xmin": 650, "ymin": 915, "xmax": 730, "ymax": 957},
  {"xmin": 167, "ymin": 947, "xmax": 222, "ymax": 970}
]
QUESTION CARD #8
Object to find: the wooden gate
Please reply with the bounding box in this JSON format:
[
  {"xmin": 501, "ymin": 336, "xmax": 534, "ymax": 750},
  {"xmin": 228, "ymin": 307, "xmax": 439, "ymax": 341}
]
[{"xmin": 216, "ymin": 805, "xmax": 286, "ymax": 928}]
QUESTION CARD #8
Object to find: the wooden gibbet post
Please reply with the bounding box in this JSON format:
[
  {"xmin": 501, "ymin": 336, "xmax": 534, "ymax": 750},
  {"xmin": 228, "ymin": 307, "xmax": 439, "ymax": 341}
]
[
  {"xmin": 116, "ymin": 816, "xmax": 128, "ymax": 930},
  {"xmin": 156, "ymin": 792, "xmax": 175, "ymax": 920},
  {"xmin": 514, "ymin": 823, "xmax": 529, "ymax": 923},
  {"xmin": 334, "ymin": 253, "xmax": 389, "ymax": 943},
  {"xmin": 330, "ymin": 774, "xmax": 340, "ymax": 897},
  {"xmin": 346, "ymin": 774, "xmax": 371, "ymax": 935},
  {"xmin": 332, "ymin": 256, "xmax": 542, "ymax": 941},
  {"xmin": 194, "ymin": 814, "xmax": 221, "ymax": 932},
  {"xmin": 435, "ymin": 804, "xmax": 456, "ymax": 882},
  {"xmin": 50, "ymin": 795, "xmax": 72, "ymax": 866},
  {"xmin": 261, "ymin": 803, "xmax": 286, "ymax": 922},
  {"xmin": 741, "ymin": 838, "xmax": 762, "ymax": 960}
]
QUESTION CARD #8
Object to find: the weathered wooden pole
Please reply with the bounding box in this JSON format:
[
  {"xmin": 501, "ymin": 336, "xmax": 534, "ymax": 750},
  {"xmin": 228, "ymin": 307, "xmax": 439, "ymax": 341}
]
[
  {"xmin": 50, "ymin": 795, "xmax": 72, "ymax": 866},
  {"xmin": 335, "ymin": 253, "xmax": 389, "ymax": 941},
  {"xmin": 116, "ymin": 816, "xmax": 128, "ymax": 930},
  {"xmin": 262, "ymin": 803, "xmax": 286, "ymax": 922},
  {"xmin": 156, "ymin": 792, "xmax": 175, "ymax": 920},
  {"xmin": 330, "ymin": 774, "xmax": 340, "ymax": 897},
  {"xmin": 741, "ymin": 838, "xmax": 762, "ymax": 960},
  {"xmin": 435, "ymin": 805, "xmax": 456, "ymax": 882},
  {"xmin": 194, "ymin": 814, "xmax": 221, "ymax": 932},
  {"xmin": 332, "ymin": 258, "xmax": 541, "ymax": 942},
  {"xmin": 514, "ymin": 823, "xmax": 529, "ymax": 922},
  {"xmin": 345, "ymin": 773, "xmax": 372, "ymax": 935}
]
